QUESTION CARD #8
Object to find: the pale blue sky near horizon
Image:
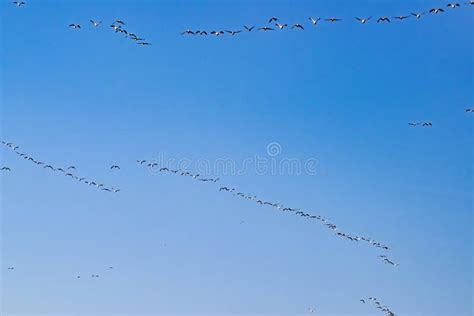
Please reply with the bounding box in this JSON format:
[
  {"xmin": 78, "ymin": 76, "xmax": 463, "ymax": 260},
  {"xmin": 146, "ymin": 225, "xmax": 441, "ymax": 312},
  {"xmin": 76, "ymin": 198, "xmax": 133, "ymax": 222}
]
[{"xmin": 1, "ymin": 0, "xmax": 473, "ymax": 315}]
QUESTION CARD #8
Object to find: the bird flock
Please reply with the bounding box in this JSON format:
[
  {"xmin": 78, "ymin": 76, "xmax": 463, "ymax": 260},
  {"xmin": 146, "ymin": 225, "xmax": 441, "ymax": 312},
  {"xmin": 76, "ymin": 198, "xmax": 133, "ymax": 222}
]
[
  {"xmin": 180, "ymin": 2, "xmax": 474, "ymax": 38},
  {"xmin": 360, "ymin": 297, "xmax": 396, "ymax": 316},
  {"xmin": 0, "ymin": 141, "xmax": 120, "ymax": 193},
  {"xmin": 68, "ymin": 19, "xmax": 152, "ymax": 46},
  {"xmin": 5, "ymin": 1, "xmax": 474, "ymax": 316}
]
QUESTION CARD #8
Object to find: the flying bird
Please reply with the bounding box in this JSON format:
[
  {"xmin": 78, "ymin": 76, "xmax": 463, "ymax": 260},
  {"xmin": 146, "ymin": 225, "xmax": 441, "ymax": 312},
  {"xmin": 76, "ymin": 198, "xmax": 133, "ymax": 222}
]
[
  {"xmin": 411, "ymin": 12, "xmax": 425, "ymax": 19},
  {"xmin": 394, "ymin": 15, "xmax": 410, "ymax": 20},
  {"xmin": 181, "ymin": 29, "xmax": 195, "ymax": 35},
  {"xmin": 408, "ymin": 122, "xmax": 420, "ymax": 127},
  {"xmin": 13, "ymin": 1, "xmax": 25, "ymax": 7},
  {"xmin": 211, "ymin": 30, "xmax": 224, "ymax": 36},
  {"xmin": 137, "ymin": 42, "xmax": 152, "ymax": 46},
  {"xmin": 422, "ymin": 122, "xmax": 433, "ymax": 127},
  {"xmin": 226, "ymin": 30, "xmax": 242, "ymax": 35},
  {"xmin": 114, "ymin": 20, "xmax": 125, "ymax": 25},
  {"xmin": 355, "ymin": 17, "xmax": 371, "ymax": 24},
  {"xmin": 69, "ymin": 24, "xmax": 81, "ymax": 29},
  {"xmin": 309, "ymin": 17, "xmax": 321, "ymax": 25},
  {"xmin": 429, "ymin": 8, "xmax": 444, "ymax": 14},
  {"xmin": 377, "ymin": 17, "xmax": 391, "ymax": 23},
  {"xmin": 243, "ymin": 25, "xmax": 255, "ymax": 32},
  {"xmin": 291, "ymin": 23, "xmax": 304, "ymax": 30},
  {"xmin": 275, "ymin": 23, "xmax": 288, "ymax": 29},
  {"xmin": 268, "ymin": 17, "xmax": 278, "ymax": 23},
  {"xmin": 90, "ymin": 20, "xmax": 101, "ymax": 27},
  {"xmin": 465, "ymin": 108, "xmax": 474, "ymax": 112},
  {"xmin": 1, "ymin": 167, "xmax": 11, "ymax": 171},
  {"xmin": 325, "ymin": 17, "xmax": 342, "ymax": 22},
  {"xmin": 258, "ymin": 26, "xmax": 274, "ymax": 31},
  {"xmin": 110, "ymin": 165, "xmax": 120, "ymax": 170},
  {"xmin": 447, "ymin": 3, "xmax": 461, "ymax": 8}
]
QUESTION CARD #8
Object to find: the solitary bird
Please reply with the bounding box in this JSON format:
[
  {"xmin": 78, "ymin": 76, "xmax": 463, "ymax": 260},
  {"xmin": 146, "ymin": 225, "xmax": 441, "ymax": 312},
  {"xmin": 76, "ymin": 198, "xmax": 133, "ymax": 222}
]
[
  {"xmin": 90, "ymin": 20, "xmax": 101, "ymax": 27},
  {"xmin": 1, "ymin": 167, "xmax": 11, "ymax": 171},
  {"xmin": 292, "ymin": 23, "xmax": 304, "ymax": 30},
  {"xmin": 243, "ymin": 25, "xmax": 255, "ymax": 32},
  {"xmin": 377, "ymin": 17, "xmax": 391, "ymax": 23},
  {"xmin": 355, "ymin": 17, "xmax": 371, "ymax": 24},
  {"xmin": 69, "ymin": 24, "xmax": 81, "ymax": 29},
  {"xmin": 429, "ymin": 8, "xmax": 444, "ymax": 14},
  {"xmin": 110, "ymin": 165, "xmax": 120, "ymax": 170},
  {"xmin": 309, "ymin": 17, "xmax": 321, "ymax": 25}
]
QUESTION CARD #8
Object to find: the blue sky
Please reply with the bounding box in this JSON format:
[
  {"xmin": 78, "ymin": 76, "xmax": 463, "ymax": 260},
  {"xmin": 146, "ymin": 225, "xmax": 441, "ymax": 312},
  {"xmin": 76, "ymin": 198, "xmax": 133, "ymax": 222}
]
[{"xmin": 1, "ymin": 0, "xmax": 473, "ymax": 315}]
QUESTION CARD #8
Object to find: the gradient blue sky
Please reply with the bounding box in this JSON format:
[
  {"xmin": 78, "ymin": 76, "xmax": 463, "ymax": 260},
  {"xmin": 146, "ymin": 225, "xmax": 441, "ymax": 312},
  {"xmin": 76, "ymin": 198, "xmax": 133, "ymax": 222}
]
[{"xmin": 1, "ymin": 1, "xmax": 473, "ymax": 315}]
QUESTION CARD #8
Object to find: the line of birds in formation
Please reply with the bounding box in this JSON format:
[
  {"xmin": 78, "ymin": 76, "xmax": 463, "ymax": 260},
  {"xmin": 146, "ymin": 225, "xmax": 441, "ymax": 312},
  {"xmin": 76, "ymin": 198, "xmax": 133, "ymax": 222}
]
[
  {"xmin": 217, "ymin": 185, "xmax": 395, "ymax": 256},
  {"xmin": 5, "ymin": 265, "xmax": 115, "ymax": 280},
  {"xmin": 0, "ymin": 141, "xmax": 120, "ymax": 193},
  {"xmin": 360, "ymin": 297, "xmax": 396, "ymax": 316},
  {"xmin": 180, "ymin": 3, "xmax": 474, "ymax": 37},
  {"xmin": 68, "ymin": 19, "xmax": 152, "ymax": 46}
]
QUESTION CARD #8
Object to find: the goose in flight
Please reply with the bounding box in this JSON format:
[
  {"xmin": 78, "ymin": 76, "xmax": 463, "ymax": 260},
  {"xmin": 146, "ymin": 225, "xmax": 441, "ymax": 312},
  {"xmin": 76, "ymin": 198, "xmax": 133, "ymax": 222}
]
[
  {"xmin": 411, "ymin": 12, "xmax": 425, "ymax": 19},
  {"xmin": 465, "ymin": 108, "xmax": 474, "ymax": 112},
  {"xmin": 408, "ymin": 122, "xmax": 420, "ymax": 127},
  {"xmin": 429, "ymin": 8, "xmax": 444, "ymax": 14},
  {"xmin": 325, "ymin": 17, "xmax": 342, "ymax": 22},
  {"xmin": 211, "ymin": 30, "xmax": 224, "ymax": 36},
  {"xmin": 268, "ymin": 17, "xmax": 278, "ymax": 23},
  {"xmin": 110, "ymin": 165, "xmax": 120, "ymax": 170},
  {"xmin": 355, "ymin": 17, "xmax": 371, "ymax": 24},
  {"xmin": 197, "ymin": 31, "xmax": 208, "ymax": 35},
  {"xmin": 90, "ymin": 20, "xmax": 101, "ymax": 27},
  {"xmin": 292, "ymin": 23, "xmax": 304, "ymax": 30},
  {"xmin": 447, "ymin": 3, "xmax": 461, "ymax": 8},
  {"xmin": 422, "ymin": 122, "xmax": 433, "ymax": 127},
  {"xmin": 309, "ymin": 17, "xmax": 321, "ymax": 25},
  {"xmin": 181, "ymin": 29, "xmax": 195, "ymax": 35},
  {"xmin": 69, "ymin": 24, "xmax": 81, "ymax": 29},
  {"xmin": 67, "ymin": 166, "xmax": 76, "ymax": 170},
  {"xmin": 394, "ymin": 15, "xmax": 410, "ymax": 20},
  {"xmin": 258, "ymin": 26, "xmax": 274, "ymax": 31},
  {"xmin": 44, "ymin": 165, "xmax": 55, "ymax": 170},
  {"xmin": 137, "ymin": 42, "xmax": 152, "ymax": 46},
  {"xmin": 91, "ymin": 274, "xmax": 100, "ymax": 278},
  {"xmin": 114, "ymin": 20, "xmax": 125, "ymax": 25},
  {"xmin": 377, "ymin": 17, "xmax": 391, "ymax": 23},
  {"xmin": 137, "ymin": 160, "xmax": 146, "ymax": 164},
  {"xmin": 360, "ymin": 299, "xmax": 366, "ymax": 303},
  {"xmin": 7, "ymin": 267, "xmax": 15, "ymax": 270},
  {"xmin": 275, "ymin": 23, "xmax": 288, "ymax": 29},
  {"xmin": 1, "ymin": 167, "xmax": 11, "ymax": 171},
  {"xmin": 226, "ymin": 30, "xmax": 242, "ymax": 35},
  {"xmin": 13, "ymin": 1, "xmax": 25, "ymax": 7},
  {"xmin": 243, "ymin": 25, "xmax": 255, "ymax": 32}
]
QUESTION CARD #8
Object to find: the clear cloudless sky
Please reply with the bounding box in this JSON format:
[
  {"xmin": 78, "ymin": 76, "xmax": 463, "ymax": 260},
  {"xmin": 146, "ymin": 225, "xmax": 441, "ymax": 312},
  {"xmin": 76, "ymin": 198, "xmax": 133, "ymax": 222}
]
[{"xmin": 0, "ymin": 0, "xmax": 473, "ymax": 315}]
